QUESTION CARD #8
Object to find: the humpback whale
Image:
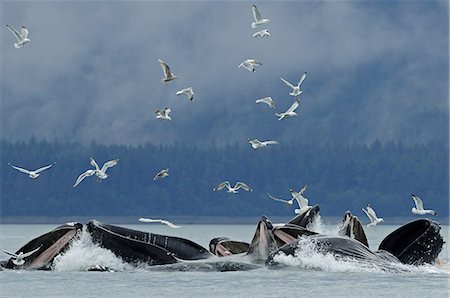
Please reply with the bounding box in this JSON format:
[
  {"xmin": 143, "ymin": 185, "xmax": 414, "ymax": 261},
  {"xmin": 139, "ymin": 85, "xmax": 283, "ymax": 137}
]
[{"xmin": 0, "ymin": 222, "xmax": 82, "ymax": 270}]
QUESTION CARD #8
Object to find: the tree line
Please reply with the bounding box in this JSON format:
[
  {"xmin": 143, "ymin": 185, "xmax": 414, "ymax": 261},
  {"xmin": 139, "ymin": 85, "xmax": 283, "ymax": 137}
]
[{"xmin": 0, "ymin": 138, "xmax": 448, "ymax": 219}]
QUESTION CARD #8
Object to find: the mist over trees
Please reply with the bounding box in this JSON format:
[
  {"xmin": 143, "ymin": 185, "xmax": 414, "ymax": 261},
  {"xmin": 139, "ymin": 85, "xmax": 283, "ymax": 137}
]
[{"xmin": 0, "ymin": 139, "xmax": 448, "ymax": 219}]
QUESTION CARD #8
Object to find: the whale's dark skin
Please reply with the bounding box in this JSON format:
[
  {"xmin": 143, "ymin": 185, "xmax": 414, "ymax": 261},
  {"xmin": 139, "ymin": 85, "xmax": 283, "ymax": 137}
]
[
  {"xmin": 86, "ymin": 220, "xmax": 212, "ymax": 266},
  {"xmin": 1, "ymin": 222, "xmax": 82, "ymax": 270}
]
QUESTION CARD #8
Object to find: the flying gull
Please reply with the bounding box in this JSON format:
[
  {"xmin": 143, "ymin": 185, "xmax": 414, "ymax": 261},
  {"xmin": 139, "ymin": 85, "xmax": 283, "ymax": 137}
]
[
  {"xmin": 248, "ymin": 138, "xmax": 278, "ymax": 150},
  {"xmin": 280, "ymin": 72, "xmax": 307, "ymax": 97},
  {"xmin": 176, "ymin": 87, "xmax": 195, "ymax": 101},
  {"xmin": 238, "ymin": 59, "xmax": 262, "ymax": 72},
  {"xmin": 362, "ymin": 204, "xmax": 384, "ymax": 227},
  {"xmin": 6, "ymin": 25, "xmax": 30, "ymax": 48},
  {"xmin": 154, "ymin": 168, "xmax": 169, "ymax": 180},
  {"xmin": 138, "ymin": 217, "xmax": 180, "ymax": 228},
  {"xmin": 268, "ymin": 185, "xmax": 310, "ymax": 214},
  {"xmin": 155, "ymin": 107, "xmax": 172, "ymax": 120},
  {"xmin": 255, "ymin": 97, "xmax": 275, "ymax": 108},
  {"xmin": 158, "ymin": 59, "xmax": 178, "ymax": 85},
  {"xmin": 251, "ymin": 5, "xmax": 270, "ymax": 29},
  {"xmin": 73, "ymin": 158, "xmax": 119, "ymax": 187},
  {"xmin": 8, "ymin": 162, "xmax": 55, "ymax": 179},
  {"xmin": 411, "ymin": 194, "xmax": 437, "ymax": 216},
  {"xmin": 1, "ymin": 246, "xmax": 41, "ymax": 266},
  {"xmin": 275, "ymin": 98, "xmax": 300, "ymax": 120},
  {"xmin": 213, "ymin": 181, "xmax": 253, "ymax": 194}
]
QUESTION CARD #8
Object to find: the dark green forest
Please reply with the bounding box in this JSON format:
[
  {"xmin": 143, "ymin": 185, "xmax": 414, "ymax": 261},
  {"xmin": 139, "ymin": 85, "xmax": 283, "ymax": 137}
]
[{"xmin": 0, "ymin": 139, "xmax": 448, "ymax": 220}]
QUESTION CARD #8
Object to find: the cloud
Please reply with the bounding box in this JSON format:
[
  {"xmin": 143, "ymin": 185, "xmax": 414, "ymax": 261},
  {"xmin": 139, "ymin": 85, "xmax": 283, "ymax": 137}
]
[{"xmin": 1, "ymin": 1, "xmax": 448, "ymax": 146}]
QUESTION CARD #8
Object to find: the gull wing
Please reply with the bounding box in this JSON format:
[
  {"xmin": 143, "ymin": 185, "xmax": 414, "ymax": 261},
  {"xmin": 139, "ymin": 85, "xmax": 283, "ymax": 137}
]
[
  {"xmin": 100, "ymin": 159, "xmax": 119, "ymax": 173},
  {"xmin": 362, "ymin": 207, "xmax": 376, "ymax": 222},
  {"xmin": 262, "ymin": 140, "xmax": 278, "ymax": 146},
  {"xmin": 90, "ymin": 158, "xmax": 100, "ymax": 171},
  {"xmin": 268, "ymin": 193, "xmax": 292, "ymax": 205},
  {"xmin": 21, "ymin": 246, "xmax": 41, "ymax": 258},
  {"xmin": 286, "ymin": 98, "xmax": 300, "ymax": 113},
  {"xmin": 298, "ymin": 72, "xmax": 307, "ymax": 87},
  {"xmin": 34, "ymin": 162, "xmax": 55, "ymax": 174},
  {"xmin": 411, "ymin": 194, "xmax": 424, "ymax": 210},
  {"xmin": 1, "ymin": 248, "xmax": 18, "ymax": 258},
  {"xmin": 158, "ymin": 59, "xmax": 172, "ymax": 78},
  {"xmin": 6, "ymin": 25, "xmax": 23, "ymax": 41},
  {"xmin": 298, "ymin": 184, "xmax": 308, "ymax": 196},
  {"xmin": 280, "ymin": 77, "xmax": 295, "ymax": 89},
  {"xmin": 367, "ymin": 206, "xmax": 379, "ymax": 219},
  {"xmin": 235, "ymin": 182, "xmax": 252, "ymax": 191},
  {"xmin": 252, "ymin": 5, "xmax": 262, "ymax": 21},
  {"xmin": 213, "ymin": 181, "xmax": 230, "ymax": 191},
  {"xmin": 20, "ymin": 26, "xmax": 29, "ymax": 39},
  {"xmin": 9, "ymin": 164, "xmax": 32, "ymax": 175},
  {"xmin": 73, "ymin": 169, "xmax": 96, "ymax": 187},
  {"xmin": 292, "ymin": 193, "xmax": 309, "ymax": 209},
  {"xmin": 160, "ymin": 219, "xmax": 181, "ymax": 228},
  {"xmin": 164, "ymin": 108, "xmax": 172, "ymax": 116},
  {"xmin": 256, "ymin": 97, "xmax": 274, "ymax": 108}
]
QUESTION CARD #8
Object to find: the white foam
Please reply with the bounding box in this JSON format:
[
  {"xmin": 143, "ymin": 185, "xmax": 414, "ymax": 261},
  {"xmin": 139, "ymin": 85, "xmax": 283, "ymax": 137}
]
[
  {"xmin": 52, "ymin": 227, "xmax": 132, "ymax": 272},
  {"xmin": 306, "ymin": 214, "xmax": 340, "ymax": 235},
  {"xmin": 272, "ymin": 236, "xmax": 449, "ymax": 274}
]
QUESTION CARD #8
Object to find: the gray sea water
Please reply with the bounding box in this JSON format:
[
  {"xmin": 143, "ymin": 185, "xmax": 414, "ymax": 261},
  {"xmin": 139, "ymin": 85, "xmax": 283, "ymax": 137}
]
[{"xmin": 1, "ymin": 219, "xmax": 449, "ymax": 298}]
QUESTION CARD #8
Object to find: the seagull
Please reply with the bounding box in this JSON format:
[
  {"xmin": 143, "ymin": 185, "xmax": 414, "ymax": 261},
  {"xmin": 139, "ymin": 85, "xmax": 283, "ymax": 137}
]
[
  {"xmin": 268, "ymin": 185, "xmax": 309, "ymax": 214},
  {"xmin": 255, "ymin": 96, "xmax": 275, "ymax": 108},
  {"xmin": 290, "ymin": 185, "xmax": 310, "ymax": 213},
  {"xmin": 253, "ymin": 29, "xmax": 270, "ymax": 38},
  {"xmin": 8, "ymin": 162, "xmax": 55, "ymax": 179},
  {"xmin": 251, "ymin": 5, "xmax": 270, "ymax": 29},
  {"xmin": 6, "ymin": 25, "xmax": 30, "ymax": 48},
  {"xmin": 73, "ymin": 158, "xmax": 119, "ymax": 187},
  {"xmin": 154, "ymin": 168, "xmax": 169, "ymax": 180},
  {"xmin": 362, "ymin": 204, "xmax": 384, "ymax": 227},
  {"xmin": 158, "ymin": 59, "xmax": 178, "ymax": 85},
  {"xmin": 411, "ymin": 194, "xmax": 437, "ymax": 216},
  {"xmin": 238, "ymin": 59, "xmax": 262, "ymax": 72},
  {"xmin": 155, "ymin": 107, "xmax": 172, "ymax": 120},
  {"xmin": 248, "ymin": 138, "xmax": 278, "ymax": 150},
  {"xmin": 176, "ymin": 87, "xmax": 194, "ymax": 101},
  {"xmin": 280, "ymin": 72, "xmax": 307, "ymax": 97},
  {"xmin": 275, "ymin": 98, "xmax": 300, "ymax": 120},
  {"xmin": 213, "ymin": 181, "xmax": 253, "ymax": 194},
  {"xmin": 138, "ymin": 217, "xmax": 180, "ymax": 228},
  {"xmin": 1, "ymin": 246, "xmax": 41, "ymax": 266}
]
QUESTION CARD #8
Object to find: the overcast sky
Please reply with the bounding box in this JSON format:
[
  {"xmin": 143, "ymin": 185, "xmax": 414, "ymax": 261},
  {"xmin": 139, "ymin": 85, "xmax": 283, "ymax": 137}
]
[{"xmin": 1, "ymin": 1, "xmax": 448, "ymax": 146}]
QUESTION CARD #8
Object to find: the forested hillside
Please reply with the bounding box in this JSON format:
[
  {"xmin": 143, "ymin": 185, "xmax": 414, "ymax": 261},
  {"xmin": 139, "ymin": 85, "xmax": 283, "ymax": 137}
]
[{"xmin": 0, "ymin": 139, "xmax": 448, "ymax": 218}]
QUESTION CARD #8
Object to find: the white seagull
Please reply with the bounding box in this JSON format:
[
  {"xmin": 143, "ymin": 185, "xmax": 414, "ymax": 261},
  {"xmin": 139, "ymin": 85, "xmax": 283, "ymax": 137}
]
[
  {"xmin": 255, "ymin": 96, "xmax": 275, "ymax": 109},
  {"xmin": 176, "ymin": 87, "xmax": 195, "ymax": 101},
  {"xmin": 154, "ymin": 168, "xmax": 169, "ymax": 180},
  {"xmin": 8, "ymin": 162, "xmax": 55, "ymax": 179},
  {"xmin": 1, "ymin": 246, "xmax": 41, "ymax": 266},
  {"xmin": 248, "ymin": 138, "xmax": 278, "ymax": 150},
  {"xmin": 411, "ymin": 194, "xmax": 437, "ymax": 216},
  {"xmin": 6, "ymin": 25, "xmax": 30, "ymax": 48},
  {"xmin": 275, "ymin": 98, "xmax": 300, "ymax": 120},
  {"xmin": 251, "ymin": 5, "xmax": 270, "ymax": 29},
  {"xmin": 280, "ymin": 72, "xmax": 307, "ymax": 97},
  {"xmin": 253, "ymin": 29, "xmax": 271, "ymax": 38},
  {"xmin": 238, "ymin": 59, "xmax": 262, "ymax": 72},
  {"xmin": 268, "ymin": 185, "xmax": 310, "ymax": 214},
  {"xmin": 213, "ymin": 181, "xmax": 253, "ymax": 194},
  {"xmin": 362, "ymin": 204, "xmax": 384, "ymax": 227},
  {"xmin": 155, "ymin": 107, "xmax": 172, "ymax": 120},
  {"xmin": 73, "ymin": 158, "xmax": 119, "ymax": 187},
  {"xmin": 158, "ymin": 59, "xmax": 178, "ymax": 85},
  {"xmin": 138, "ymin": 217, "xmax": 180, "ymax": 228}
]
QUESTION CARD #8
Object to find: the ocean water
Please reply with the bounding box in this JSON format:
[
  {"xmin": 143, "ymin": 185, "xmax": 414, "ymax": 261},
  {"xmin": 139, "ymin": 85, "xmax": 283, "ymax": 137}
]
[{"xmin": 0, "ymin": 219, "xmax": 449, "ymax": 298}]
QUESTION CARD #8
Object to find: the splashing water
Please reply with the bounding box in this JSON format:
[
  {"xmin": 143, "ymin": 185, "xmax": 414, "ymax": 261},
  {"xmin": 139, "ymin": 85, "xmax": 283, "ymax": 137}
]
[
  {"xmin": 306, "ymin": 214, "xmax": 341, "ymax": 235},
  {"xmin": 52, "ymin": 227, "xmax": 132, "ymax": 272},
  {"xmin": 272, "ymin": 236, "xmax": 449, "ymax": 274}
]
